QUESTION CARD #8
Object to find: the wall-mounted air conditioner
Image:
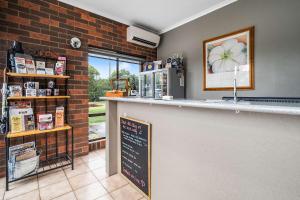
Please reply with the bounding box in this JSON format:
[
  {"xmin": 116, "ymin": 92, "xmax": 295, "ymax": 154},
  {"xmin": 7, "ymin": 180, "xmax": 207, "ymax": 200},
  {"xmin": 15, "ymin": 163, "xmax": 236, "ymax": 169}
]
[{"xmin": 127, "ymin": 26, "xmax": 160, "ymax": 48}]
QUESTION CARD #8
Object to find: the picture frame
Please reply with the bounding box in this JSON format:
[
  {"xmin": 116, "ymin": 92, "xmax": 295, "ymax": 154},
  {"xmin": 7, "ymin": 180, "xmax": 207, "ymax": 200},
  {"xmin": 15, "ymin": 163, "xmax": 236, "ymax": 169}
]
[{"xmin": 203, "ymin": 26, "xmax": 254, "ymax": 91}]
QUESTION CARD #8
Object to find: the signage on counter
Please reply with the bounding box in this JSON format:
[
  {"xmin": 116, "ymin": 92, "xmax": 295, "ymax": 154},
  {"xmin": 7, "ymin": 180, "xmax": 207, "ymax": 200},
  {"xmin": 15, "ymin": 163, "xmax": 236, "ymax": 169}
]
[{"xmin": 120, "ymin": 117, "xmax": 151, "ymax": 198}]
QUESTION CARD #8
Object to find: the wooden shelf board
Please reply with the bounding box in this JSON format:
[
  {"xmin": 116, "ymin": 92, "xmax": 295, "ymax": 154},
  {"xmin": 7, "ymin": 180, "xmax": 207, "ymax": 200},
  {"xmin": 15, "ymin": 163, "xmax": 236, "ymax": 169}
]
[
  {"xmin": 7, "ymin": 96, "xmax": 70, "ymax": 100},
  {"xmin": 7, "ymin": 124, "xmax": 72, "ymax": 138},
  {"xmin": 7, "ymin": 73, "xmax": 70, "ymax": 79}
]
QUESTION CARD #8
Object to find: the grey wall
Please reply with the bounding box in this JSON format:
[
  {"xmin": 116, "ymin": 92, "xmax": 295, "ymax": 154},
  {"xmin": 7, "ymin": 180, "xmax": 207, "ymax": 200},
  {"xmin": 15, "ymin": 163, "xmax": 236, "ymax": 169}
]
[
  {"xmin": 107, "ymin": 101, "xmax": 300, "ymax": 200},
  {"xmin": 158, "ymin": 0, "xmax": 300, "ymax": 99}
]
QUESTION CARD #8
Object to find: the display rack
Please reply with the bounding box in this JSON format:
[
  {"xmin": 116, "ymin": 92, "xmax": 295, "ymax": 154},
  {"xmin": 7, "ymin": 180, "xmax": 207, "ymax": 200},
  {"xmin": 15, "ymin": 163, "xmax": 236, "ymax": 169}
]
[{"xmin": 5, "ymin": 66, "xmax": 74, "ymax": 191}]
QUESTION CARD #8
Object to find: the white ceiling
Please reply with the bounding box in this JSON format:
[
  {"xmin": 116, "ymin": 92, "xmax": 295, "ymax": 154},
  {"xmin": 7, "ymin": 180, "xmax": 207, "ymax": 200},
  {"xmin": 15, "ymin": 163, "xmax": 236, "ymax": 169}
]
[{"xmin": 59, "ymin": 0, "xmax": 238, "ymax": 34}]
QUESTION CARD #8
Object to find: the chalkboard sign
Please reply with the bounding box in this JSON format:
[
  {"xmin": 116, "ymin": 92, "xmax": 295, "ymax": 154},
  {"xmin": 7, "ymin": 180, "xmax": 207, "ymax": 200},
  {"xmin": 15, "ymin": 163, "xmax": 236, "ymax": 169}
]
[{"xmin": 120, "ymin": 117, "xmax": 151, "ymax": 198}]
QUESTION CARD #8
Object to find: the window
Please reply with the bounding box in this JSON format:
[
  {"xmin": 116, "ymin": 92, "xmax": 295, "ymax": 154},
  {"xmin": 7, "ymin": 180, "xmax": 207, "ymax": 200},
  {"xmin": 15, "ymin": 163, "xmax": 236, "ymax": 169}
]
[{"xmin": 88, "ymin": 49, "xmax": 144, "ymax": 142}]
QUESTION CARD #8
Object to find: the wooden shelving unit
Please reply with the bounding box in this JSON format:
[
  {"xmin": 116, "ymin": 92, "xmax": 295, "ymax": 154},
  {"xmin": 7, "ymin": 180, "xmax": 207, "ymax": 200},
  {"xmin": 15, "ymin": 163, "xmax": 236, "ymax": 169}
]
[
  {"xmin": 7, "ymin": 72, "xmax": 70, "ymax": 79},
  {"xmin": 7, "ymin": 124, "xmax": 72, "ymax": 138},
  {"xmin": 7, "ymin": 96, "xmax": 70, "ymax": 100},
  {"xmin": 5, "ymin": 63, "xmax": 74, "ymax": 191}
]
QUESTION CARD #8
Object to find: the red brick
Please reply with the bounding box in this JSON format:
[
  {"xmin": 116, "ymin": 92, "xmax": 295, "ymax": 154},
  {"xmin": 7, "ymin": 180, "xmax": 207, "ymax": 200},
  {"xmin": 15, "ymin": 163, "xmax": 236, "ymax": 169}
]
[
  {"xmin": 7, "ymin": 15, "xmax": 30, "ymax": 26},
  {"xmin": 19, "ymin": 0, "xmax": 40, "ymax": 11},
  {"xmin": 30, "ymin": 32, "xmax": 50, "ymax": 41}
]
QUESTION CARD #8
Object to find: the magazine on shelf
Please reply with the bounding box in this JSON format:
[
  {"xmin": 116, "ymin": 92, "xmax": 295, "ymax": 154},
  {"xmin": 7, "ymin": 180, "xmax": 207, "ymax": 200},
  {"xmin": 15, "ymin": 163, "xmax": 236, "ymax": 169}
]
[
  {"xmin": 8, "ymin": 142, "xmax": 39, "ymax": 180},
  {"xmin": 10, "ymin": 115, "xmax": 23, "ymax": 133},
  {"xmin": 45, "ymin": 68, "xmax": 54, "ymax": 75},
  {"xmin": 9, "ymin": 142, "xmax": 36, "ymax": 160},
  {"xmin": 8, "ymin": 85, "xmax": 22, "ymax": 97},
  {"xmin": 36, "ymin": 60, "xmax": 46, "ymax": 74},
  {"xmin": 15, "ymin": 57, "xmax": 26, "ymax": 74},
  {"xmin": 9, "ymin": 107, "xmax": 33, "ymax": 133},
  {"xmin": 25, "ymin": 59, "xmax": 36, "ymax": 74},
  {"xmin": 36, "ymin": 61, "xmax": 45, "ymax": 69}
]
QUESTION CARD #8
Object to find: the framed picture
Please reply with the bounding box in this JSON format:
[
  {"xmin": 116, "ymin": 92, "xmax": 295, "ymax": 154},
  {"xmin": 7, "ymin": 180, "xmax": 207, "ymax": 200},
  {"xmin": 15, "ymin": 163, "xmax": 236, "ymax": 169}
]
[{"xmin": 203, "ymin": 26, "xmax": 254, "ymax": 90}]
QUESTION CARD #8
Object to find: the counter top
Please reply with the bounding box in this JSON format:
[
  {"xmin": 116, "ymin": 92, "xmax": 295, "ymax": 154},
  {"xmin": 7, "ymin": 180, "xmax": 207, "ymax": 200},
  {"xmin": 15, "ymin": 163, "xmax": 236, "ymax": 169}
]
[{"xmin": 100, "ymin": 97, "xmax": 300, "ymax": 116}]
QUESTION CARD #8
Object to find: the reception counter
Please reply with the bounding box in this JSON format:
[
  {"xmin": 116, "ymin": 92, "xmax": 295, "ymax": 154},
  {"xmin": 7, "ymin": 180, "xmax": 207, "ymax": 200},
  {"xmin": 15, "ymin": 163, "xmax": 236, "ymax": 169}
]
[{"xmin": 102, "ymin": 97, "xmax": 300, "ymax": 200}]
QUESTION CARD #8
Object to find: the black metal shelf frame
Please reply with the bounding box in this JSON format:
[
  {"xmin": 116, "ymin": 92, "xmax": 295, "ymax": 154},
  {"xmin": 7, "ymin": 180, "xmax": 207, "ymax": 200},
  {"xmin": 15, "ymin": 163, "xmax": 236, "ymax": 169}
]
[{"xmin": 5, "ymin": 56, "xmax": 74, "ymax": 191}]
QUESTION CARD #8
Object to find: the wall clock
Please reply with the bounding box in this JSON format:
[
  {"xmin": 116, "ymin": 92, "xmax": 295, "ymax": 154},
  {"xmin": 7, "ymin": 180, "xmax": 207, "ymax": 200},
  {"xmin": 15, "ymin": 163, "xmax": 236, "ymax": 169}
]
[{"xmin": 70, "ymin": 37, "xmax": 81, "ymax": 49}]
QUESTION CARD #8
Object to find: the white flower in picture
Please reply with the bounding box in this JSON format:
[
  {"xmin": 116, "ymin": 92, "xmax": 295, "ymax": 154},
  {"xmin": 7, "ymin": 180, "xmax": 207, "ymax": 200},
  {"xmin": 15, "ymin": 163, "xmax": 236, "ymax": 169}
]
[{"xmin": 208, "ymin": 39, "xmax": 247, "ymax": 73}]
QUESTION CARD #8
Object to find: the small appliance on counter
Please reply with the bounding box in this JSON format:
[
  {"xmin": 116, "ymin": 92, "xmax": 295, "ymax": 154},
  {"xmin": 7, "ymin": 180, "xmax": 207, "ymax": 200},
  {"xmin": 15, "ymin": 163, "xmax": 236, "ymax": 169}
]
[
  {"xmin": 139, "ymin": 71, "xmax": 155, "ymax": 98},
  {"xmin": 139, "ymin": 68, "xmax": 185, "ymax": 99}
]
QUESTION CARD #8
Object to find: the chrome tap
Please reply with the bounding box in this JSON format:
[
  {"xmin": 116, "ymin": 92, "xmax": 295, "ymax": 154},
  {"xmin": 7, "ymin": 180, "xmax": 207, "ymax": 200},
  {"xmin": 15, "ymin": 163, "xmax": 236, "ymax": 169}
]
[
  {"xmin": 233, "ymin": 66, "xmax": 238, "ymax": 104},
  {"xmin": 233, "ymin": 77, "xmax": 237, "ymax": 103}
]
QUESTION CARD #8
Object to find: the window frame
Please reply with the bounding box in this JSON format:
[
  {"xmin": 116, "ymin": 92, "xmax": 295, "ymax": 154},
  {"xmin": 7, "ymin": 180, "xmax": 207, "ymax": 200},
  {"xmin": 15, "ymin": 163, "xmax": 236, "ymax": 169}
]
[{"xmin": 88, "ymin": 49, "xmax": 144, "ymax": 142}]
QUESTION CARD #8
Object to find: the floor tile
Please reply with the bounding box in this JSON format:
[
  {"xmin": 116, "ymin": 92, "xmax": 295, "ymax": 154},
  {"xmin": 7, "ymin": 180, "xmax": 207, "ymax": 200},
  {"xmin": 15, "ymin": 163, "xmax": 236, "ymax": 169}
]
[
  {"xmin": 92, "ymin": 167, "xmax": 108, "ymax": 181},
  {"xmin": 86, "ymin": 159, "xmax": 106, "ymax": 170},
  {"xmin": 100, "ymin": 174, "xmax": 127, "ymax": 192},
  {"xmin": 94, "ymin": 150, "xmax": 106, "ymax": 159},
  {"xmin": 39, "ymin": 180, "xmax": 72, "ymax": 200},
  {"xmin": 74, "ymin": 158, "xmax": 83, "ymax": 165},
  {"xmin": 95, "ymin": 194, "xmax": 113, "ymax": 200},
  {"xmin": 74, "ymin": 182, "xmax": 107, "ymax": 200},
  {"xmin": 0, "ymin": 188, "xmax": 5, "ymax": 200},
  {"xmin": 7, "ymin": 190, "xmax": 40, "ymax": 200},
  {"xmin": 0, "ymin": 177, "xmax": 5, "ymax": 189},
  {"xmin": 68, "ymin": 172, "xmax": 97, "ymax": 190},
  {"xmin": 64, "ymin": 163, "xmax": 90, "ymax": 178},
  {"xmin": 4, "ymin": 178, "xmax": 38, "ymax": 200},
  {"xmin": 38, "ymin": 169, "xmax": 67, "ymax": 188},
  {"xmin": 52, "ymin": 192, "xmax": 77, "ymax": 200},
  {"xmin": 81, "ymin": 153, "xmax": 103, "ymax": 163},
  {"xmin": 110, "ymin": 185, "xmax": 143, "ymax": 200}
]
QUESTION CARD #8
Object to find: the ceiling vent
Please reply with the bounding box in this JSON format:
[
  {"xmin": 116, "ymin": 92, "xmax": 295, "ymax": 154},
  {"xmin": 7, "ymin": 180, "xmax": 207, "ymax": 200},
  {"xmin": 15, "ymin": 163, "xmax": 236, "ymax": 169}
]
[{"xmin": 127, "ymin": 26, "xmax": 160, "ymax": 48}]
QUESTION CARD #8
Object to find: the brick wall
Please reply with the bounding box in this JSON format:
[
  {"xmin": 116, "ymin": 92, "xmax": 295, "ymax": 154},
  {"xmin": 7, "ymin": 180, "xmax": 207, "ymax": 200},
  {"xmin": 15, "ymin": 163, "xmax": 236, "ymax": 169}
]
[{"xmin": 0, "ymin": 0, "xmax": 157, "ymax": 177}]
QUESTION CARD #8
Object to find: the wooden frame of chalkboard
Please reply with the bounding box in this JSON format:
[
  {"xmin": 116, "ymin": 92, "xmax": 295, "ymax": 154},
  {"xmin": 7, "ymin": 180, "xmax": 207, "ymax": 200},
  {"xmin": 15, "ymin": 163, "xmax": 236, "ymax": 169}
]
[{"xmin": 120, "ymin": 117, "xmax": 151, "ymax": 199}]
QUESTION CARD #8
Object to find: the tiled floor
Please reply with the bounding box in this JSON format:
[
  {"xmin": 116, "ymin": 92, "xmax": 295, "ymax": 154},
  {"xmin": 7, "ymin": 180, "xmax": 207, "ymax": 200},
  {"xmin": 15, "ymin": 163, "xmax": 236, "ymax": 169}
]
[{"xmin": 0, "ymin": 149, "xmax": 148, "ymax": 200}]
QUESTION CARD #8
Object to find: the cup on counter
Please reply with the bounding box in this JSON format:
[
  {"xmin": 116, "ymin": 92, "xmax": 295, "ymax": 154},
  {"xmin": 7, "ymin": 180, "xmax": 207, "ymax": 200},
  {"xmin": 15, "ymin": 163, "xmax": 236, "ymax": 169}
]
[
  {"xmin": 53, "ymin": 89, "xmax": 59, "ymax": 96},
  {"xmin": 46, "ymin": 89, "xmax": 52, "ymax": 96},
  {"xmin": 37, "ymin": 89, "xmax": 46, "ymax": 96},
  {"xmin": 24, "ymin": 82, "xmax": 39, "ymax": 90},
  {"xmin": 25, "ymin": 89, "xmax": 36, "ymax": 97},
  {"xmin": 48, "ymin": 81, "xmax": 55, "ymax": 89}
]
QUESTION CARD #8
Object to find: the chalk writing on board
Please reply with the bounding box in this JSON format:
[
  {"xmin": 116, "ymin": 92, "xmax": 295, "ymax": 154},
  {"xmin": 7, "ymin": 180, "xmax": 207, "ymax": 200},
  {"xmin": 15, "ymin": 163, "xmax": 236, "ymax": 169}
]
[{"xmin": 120, "ymin": 117, "xmax": 151, "ymax": 197}]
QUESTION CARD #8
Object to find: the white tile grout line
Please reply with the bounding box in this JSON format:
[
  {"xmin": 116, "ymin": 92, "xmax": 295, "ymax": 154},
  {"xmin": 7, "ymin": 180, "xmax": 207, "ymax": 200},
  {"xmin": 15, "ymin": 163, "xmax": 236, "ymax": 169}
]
[
  {"xmin": 3, "ymin": 177, "xmax": 38, "ymax": 200},
  {"xmin": 78, "ymin": 155, "xmax": 129, "ymax": 200},
  {"xmin": 61, "ymin": 168, "xmax": 78, "ymax": 200},
  {"xmin": 1, "ymin": 189, "xmax": 4, "ymax": 200},
  {"xmin": 3, "ymin": 150, "xmax": 107, "ymax": 200},
  {"xmin": 37, "ymin": 173, "xmax": 42, "ymax": 200}
]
